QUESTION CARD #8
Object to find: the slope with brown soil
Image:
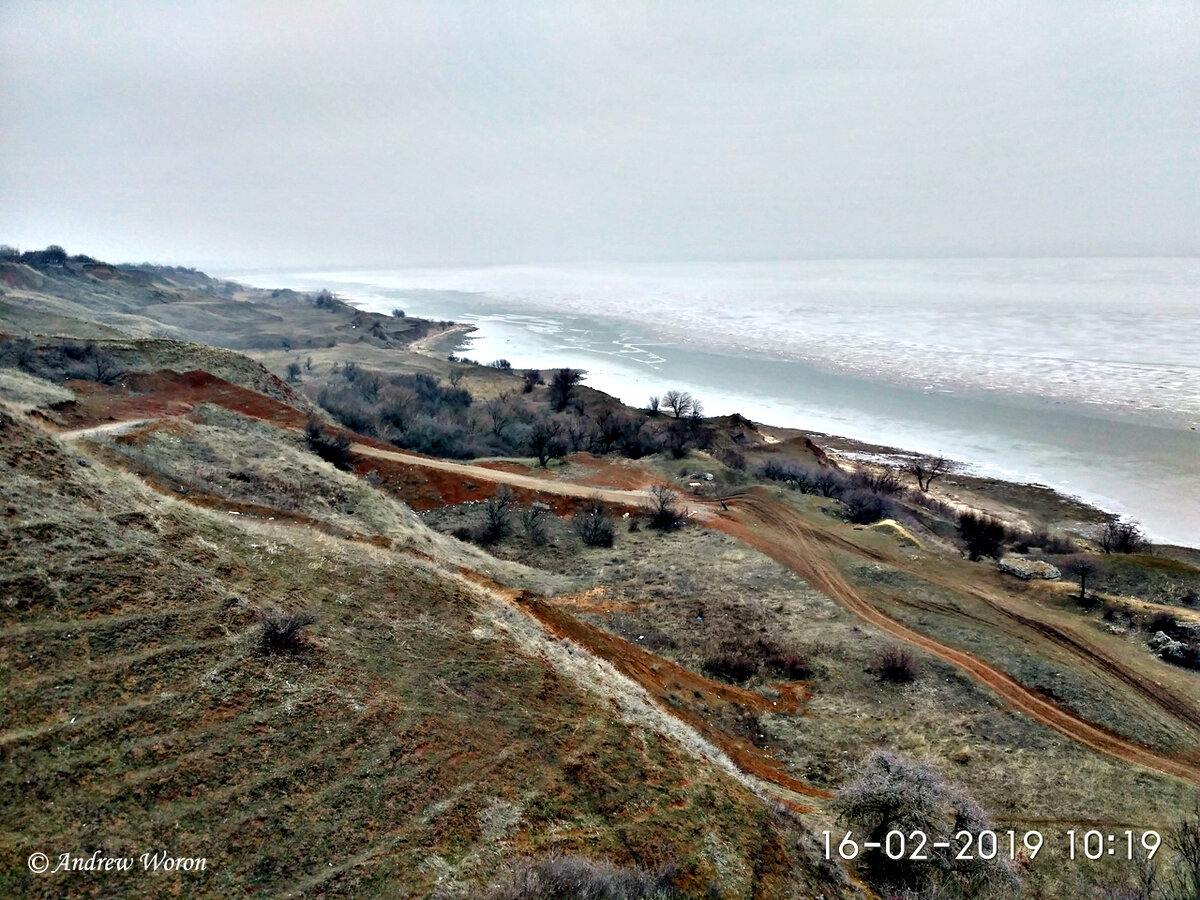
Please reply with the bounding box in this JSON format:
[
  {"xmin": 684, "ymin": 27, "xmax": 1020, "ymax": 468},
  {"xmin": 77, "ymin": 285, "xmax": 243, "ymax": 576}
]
[
  {"xmin": 714, "ymin": 490, "xmax": 1200, "ymax": 788},
  {"xmin": 60, "ymin": 404, "xmax": 1200, "ymax": 789}
]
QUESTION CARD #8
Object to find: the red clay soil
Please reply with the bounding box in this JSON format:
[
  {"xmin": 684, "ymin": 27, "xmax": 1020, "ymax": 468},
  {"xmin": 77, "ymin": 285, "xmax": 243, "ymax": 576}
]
[
  {"xmin": 502, "ymin": 587, "xmax": 830, "ymax": 804},
  {"xmin": 352, "ymin": 452, "xmax": 591, "ymax": 515},
  {"xmin": 713, "ymin": 490, "xmax": 1200, "ymax": 788},
  {"xmin": 53, "ymin": 370, "xmax": 310, "ymax": 431}
]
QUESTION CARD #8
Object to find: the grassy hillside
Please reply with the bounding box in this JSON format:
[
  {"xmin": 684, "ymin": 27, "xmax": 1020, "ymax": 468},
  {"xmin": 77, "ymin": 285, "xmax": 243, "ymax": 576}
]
[{"xmin": 0, "ymin": 407, "xmax": 842, "ymax": 899}]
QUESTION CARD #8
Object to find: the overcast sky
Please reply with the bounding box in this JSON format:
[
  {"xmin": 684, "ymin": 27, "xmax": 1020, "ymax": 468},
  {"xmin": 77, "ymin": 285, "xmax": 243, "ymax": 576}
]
[{"xmin": 2, "ymin": 1, "xmax": 1198, "ymax": 267}]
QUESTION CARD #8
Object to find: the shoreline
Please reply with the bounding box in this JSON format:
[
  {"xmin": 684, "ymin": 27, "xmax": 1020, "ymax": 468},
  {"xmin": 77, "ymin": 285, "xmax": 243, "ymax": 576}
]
[
  {"xmin": 226, "ymin": 268, "xmax": 1199, "ymax": 547},
  {"xmin": 409, "ymin": 314, "xmax": 1198, "ymax": 553}
]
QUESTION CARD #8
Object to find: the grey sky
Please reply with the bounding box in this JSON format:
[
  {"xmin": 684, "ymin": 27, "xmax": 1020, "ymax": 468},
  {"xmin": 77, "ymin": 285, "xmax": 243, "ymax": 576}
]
[{"xmin": 2, "ymin": 1, "xmax": 1198, "ymax": 267}]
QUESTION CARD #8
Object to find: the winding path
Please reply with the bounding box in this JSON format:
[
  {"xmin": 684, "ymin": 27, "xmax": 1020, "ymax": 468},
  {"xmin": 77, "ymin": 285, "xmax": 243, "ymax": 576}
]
[{"xmin": 64, "ymin": 415, "xmax": 1200, "ymax": 787}]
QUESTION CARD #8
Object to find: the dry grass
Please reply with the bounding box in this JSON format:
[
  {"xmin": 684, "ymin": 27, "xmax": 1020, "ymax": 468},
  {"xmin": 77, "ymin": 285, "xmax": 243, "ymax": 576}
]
[{"xmin": 0, "ymin": 408, "xmax": 836, "ymax": 899}]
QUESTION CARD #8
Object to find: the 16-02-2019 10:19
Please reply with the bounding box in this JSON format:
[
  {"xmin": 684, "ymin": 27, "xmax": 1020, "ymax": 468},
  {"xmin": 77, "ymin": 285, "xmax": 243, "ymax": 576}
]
[{"xmin": 823, "ymin": 828, "xmax": 1162, "ymax": 862}]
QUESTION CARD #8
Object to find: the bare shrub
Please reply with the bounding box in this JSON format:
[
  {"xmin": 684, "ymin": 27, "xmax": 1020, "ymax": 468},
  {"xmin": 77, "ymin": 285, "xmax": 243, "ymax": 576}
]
[
  {"xmin": 285, "ymin": 361, "xmax": 302, "ymax": 382},
  {"xmin": 522, "ymin": 369, "xmax": 543, "ymax": 393},
  {"xmin": 1164, "ymin": 800, "xmax": 1200, "ymax": 900},
  {"xmin": 574, "ymin": 496, "xmax": 615, "ymax": 548},
  {"xmin": 703, "ymin": 652, "xmax": 757, "ymax": 684},
  {"xmin": 485, "ymin": 853, "xmax": 683, "ymax": 900},
  {"xmin": 304, "ymin": 416, "xmax": 352, "ymax": 470},
  {"xmin": 1011, "ymin": 528, "xmax": 1076, "ymax": 554},
  {"xmin": 644, "ymin": 485, "xmax": 685, "ymax": 531},
  {"xmin": 875, "ymin": 646, "xmax": 919, "ymax": 683},
  {"xmin": 853, "ymin": 468, "xmax": 904, "ymax": 496},
  {"xmin": 490, "ymin": 358, "xmax": 512, "ymax": 370},
  {"xmin": 842, "ymin": 490, "xmax": 894, "ymax": 525},
  {"xmin": 520, "ymin": 503, "xmax": 550, "ymax": 546},
  {"xmin": 812, "ymin": 469, "xmax": 846, "ymax": 498},
  {"xmin": 763, "ymin": 648, "xmax": 812, "ymax": 680},
  {"xmin": 1100, "ymin": 519, "xmax": 1150, "ymax": 554},
  {"xmin": 721, "ymin": 448, "xmax": 747, "ymax": 471},
  {"xmin": 480, "ymin": 486, "xmax": 516, "ymax": 545},
  {"xmin": 647, "ymin": 395, "xmax": 661, "ymax": 416},
  {"xmin": 957, "ymin": 511, "xmax": 1007, "ymax": 561},
  {"xmin": 836, "ymin": 749, "xmax": 1019, "ymax": 898},
  {"xmin": 258, "ymin": 608, "xmax": 318, "ymax": 654}
]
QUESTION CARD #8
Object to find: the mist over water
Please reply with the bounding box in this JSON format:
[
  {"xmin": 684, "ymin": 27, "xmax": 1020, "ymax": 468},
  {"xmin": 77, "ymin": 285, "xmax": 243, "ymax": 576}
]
[{"xmin": 234, "ymin": 259, "xmax": 1200, "ymax": 545}]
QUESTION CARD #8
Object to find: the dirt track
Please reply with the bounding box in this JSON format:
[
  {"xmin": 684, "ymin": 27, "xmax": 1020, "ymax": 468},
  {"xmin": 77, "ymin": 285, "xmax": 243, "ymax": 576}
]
[
  {"xmin": 350, "ymin": 441, "xmax": 705, "ymax": 515},
  {"xmin": 714, "ymin": 491, "xmax": 1200, "ymax": 788},
  {"xmin": 63, "ymin": 414, "xmax": 1200, "ymax": 787}
]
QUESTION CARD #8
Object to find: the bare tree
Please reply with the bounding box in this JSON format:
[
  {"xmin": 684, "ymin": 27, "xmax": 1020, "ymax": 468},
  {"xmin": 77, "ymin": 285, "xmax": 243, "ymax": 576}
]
[
  {"xmin": 1062, "ymin": 555, "xmax": 1103, "ymax": 600},
  {"xmin": 447, "ymin": 368, "xmax": 465, "ymax": 388},
  {"xmin": 910, "ymin": 455, "xmax": 953, "ymax": 492},
  {"xmin": 662, "ymin": 389, "xmax": 693, "ymax": 418},
  {"xmin": 285, "ymin": 361, "xmax": 302, "ymax": 382},
  {"xmin": 529, "ymin": 418, "xmax": 564, "ymax": 467},
  {"xmin": 647, "ymin": 395, "xmax": 661, "ymax": 416}
]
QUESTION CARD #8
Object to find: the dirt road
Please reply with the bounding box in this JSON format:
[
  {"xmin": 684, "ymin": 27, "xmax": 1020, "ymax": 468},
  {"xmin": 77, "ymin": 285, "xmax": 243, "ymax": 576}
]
[
  {"xmin": 64, "ymin": 414, "xmax": 1200, "ymax": 786},
  {"xmin": 715, "ymin": 491, "xmax": 1200, "ymax": 788}
]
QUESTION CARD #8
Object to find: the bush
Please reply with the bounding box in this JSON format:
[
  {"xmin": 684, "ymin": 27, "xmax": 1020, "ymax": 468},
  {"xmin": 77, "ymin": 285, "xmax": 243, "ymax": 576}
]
[
  {"xmin": 1100, "ymin": 519, "xmax": 1150, "ymax": 554},
  {"xmin": 258, "ymin": 608, "xmax": 317, "ymax": 653},
  {"xmin": 548, "ymin": 368, "xmax": 584, "ymax": 411},
  {"xmin": 644, "ymin": 485, "xmax": 685, "ymax": 531},
  {"xmin": 852, "ymin": 468, "xmax": 904, "ymax": 496},
  {"xmin": 479, "ymin": 486, "xmax": 516, "ymax": 545},
  {"xmin": 1012, "ymin": 528, "xmax": 1076, "ymax": 555},
  {"xmin": 721, "ymin": 448, "xmax": 747, "ymax": 471},
  {"xmin": 522, "ymin": 370, "xmax": 543, "ymax": 393},
  {"xmin": 521, "ymin": 503, "xmax": 550, "ymax": 546},
  {"xmin": 485, "ymin": 853, "xmax": 683, "ymax": 900},
  {"xmin": 958, "ymin": 511, "xmax": 1007, "ymax": 561},
  {"xmin": 574, "ymin": 497, "xmax": 615, "ymax": 548},
  {"xmin": 842, "ymin": 490, "xmax": 894, "ymax": 525},
  {"xmin": 763, "ymin": 649, "xmax": 812, "ymax": 680},
  {"xmin": 835, "ymin": 750, "xmax": 1018, "ymax": 897},
  {"xmin": 304, "ymin": 417, "xmax": 353, "ymax": 470},
  {"xmin": 875, "ymin": 646, "xmax": 919, "ymax": 683},
  {"xmin": 703, "ymin": 652, "xmax": 757, "ymax": 684}
]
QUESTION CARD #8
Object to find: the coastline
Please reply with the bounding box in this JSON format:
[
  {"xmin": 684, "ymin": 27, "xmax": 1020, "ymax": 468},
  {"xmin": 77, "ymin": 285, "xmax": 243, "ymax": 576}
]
[
  {"xmin": 410, "ymin": 314, "xmax": 1194, "ymax": 550},
  {"xmin": 408, "ymin": 316, "xmax": 1200, "ymax": 554},
  {"xmin": 226, "ymin": 268, "xmax": 1199, "ymax": 547}
]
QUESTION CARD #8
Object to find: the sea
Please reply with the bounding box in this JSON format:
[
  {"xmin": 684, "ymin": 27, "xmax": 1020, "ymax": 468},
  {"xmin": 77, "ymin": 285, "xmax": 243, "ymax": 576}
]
[{"xmin": 229, "ymin": 259, "xmax": 1200, "ymax": 546}]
